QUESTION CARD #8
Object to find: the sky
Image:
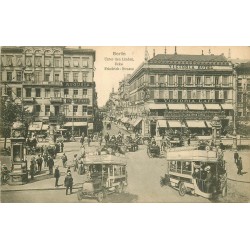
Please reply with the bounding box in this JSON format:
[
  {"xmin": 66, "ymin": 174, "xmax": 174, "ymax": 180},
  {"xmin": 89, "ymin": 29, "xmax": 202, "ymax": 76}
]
[{"xmin": 87, "ymin": 46, "xmax": 250, "ymax": 107}]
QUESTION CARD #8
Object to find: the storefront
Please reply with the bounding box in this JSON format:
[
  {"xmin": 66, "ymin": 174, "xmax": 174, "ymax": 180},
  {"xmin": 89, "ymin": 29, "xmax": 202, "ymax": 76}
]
[{"xmin": 63, "ymin": 122, "xmax": 88, "ymax": 136}]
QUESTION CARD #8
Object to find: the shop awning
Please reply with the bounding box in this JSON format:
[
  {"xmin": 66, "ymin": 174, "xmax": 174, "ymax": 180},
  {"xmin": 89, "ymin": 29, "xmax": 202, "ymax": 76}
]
[
  {"xmin": 148, "ymin": 103, "xmax": 167, "ymax": 110},
  {"xmin": 167, "ymin": 104, "xmax": 186, "ymax": 110},
  {"xmin": 167, "ymin": 120, "xmax": 184, "ymax": 128},
  {"xmin": 41, "ymin": 124, "xmax": 49, "ymax": 130},
  {"xmin": 63, "ymin": 122, "xmax": 87, "ymax": 127},
  {"xmin": 187, "ymin": 104, "xmax": 204, "ymax": 110},
  {"xmin": 24, "ymin": 105, "xmax": 34, "ymax": 113},
  {"xmin": 205, "ymin": 121, "xmax": 212, "ymax": 128},
  {"xmin": 28, "ymin": 122, "xmax": 43, "ymax": 131},
  {"xmin": 157, "ymin": 120, "xmax": 168, "ymax": 128},
  {"xmin": 204, "ymin": 104, "xmax": 221, "ymax": 110},
  {"xmin": 128, "ymin": 119, "xmax": 136, "ymax": 125},
  {"xmin": 133, "ymin": 118, "xmax": 142, "ymax": 127},
  {"xmin": 221, "ymin": 104, "xmax": 233, "ymax": 110},
  {"xmin": 121, "ymin": 117, "xmax": 129, "ymax": 123},
  {"xmin": 186, "ymin": 120, "xmax": 207, "ymax": 128}
]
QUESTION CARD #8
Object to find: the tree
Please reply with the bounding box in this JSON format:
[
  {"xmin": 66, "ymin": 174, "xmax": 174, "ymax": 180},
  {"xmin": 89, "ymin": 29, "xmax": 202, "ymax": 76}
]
[{"xmin": 0, "ymin": 98, "xmax": 25, "ymax": 149}]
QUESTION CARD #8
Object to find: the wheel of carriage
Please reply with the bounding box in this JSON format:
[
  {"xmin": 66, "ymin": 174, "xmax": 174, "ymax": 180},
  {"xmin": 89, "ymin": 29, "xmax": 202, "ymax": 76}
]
[
  {"xmin": 97, "ymin": 191, "xmax": 104, "ymax": 202},
  {"xmin": 178, "ymin": 182, "xmax": 187, "ymax": 196},
  {"xmin": 147, "ymin": 148, "xmax": 151, "ymax": 157},
  {"xmin": 222, "ymin": 185, "xmax": 227, "ymax": 197}
]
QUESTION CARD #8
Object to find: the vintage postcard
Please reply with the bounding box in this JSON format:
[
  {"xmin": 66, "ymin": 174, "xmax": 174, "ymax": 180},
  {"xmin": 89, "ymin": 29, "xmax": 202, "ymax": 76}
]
[{"xmin": 1, "ymin": 46, "xmax": 250, "ymax": 203}]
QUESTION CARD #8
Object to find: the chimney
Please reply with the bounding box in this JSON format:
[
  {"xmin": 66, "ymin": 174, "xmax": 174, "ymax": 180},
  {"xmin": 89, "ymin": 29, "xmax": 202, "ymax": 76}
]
[
  {"xmin": 174, "ymin": 46, "xmax": 177, "ymax": 55},
  {"xmin": 202, "ymin": 50, "xmax": 204, "ymax": 55},
  {"xmin": 145, "ymin": 46, "xmax": 149, "ymax": 62},
  {"xmin": 153, "ymin": 49, "xmax": 155, "ymax": 57},
  {"xmin": 208, "ymin": 49, "xmax": 211, "ymax": 55},
  {"xmin": 228, "ymin": 48, "xmax": 231, "ymax": 59},
  {"xmin": 78, "ymin": 46, "xmax": 81, "ymax": 49},
  {"xmin": 164, "ymin": 47, "xmax": 166, "ymax": 54}
]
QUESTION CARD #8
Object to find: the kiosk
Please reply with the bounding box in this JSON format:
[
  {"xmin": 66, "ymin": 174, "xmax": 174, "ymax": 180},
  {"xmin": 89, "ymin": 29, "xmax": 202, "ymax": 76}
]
[{"xmin": 9, "ymin": 119, "xmax": 28, "ymax": 185}]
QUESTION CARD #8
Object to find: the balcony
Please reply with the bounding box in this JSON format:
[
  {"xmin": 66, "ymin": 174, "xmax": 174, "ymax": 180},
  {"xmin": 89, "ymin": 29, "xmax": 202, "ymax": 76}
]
[
  {"xmin": 23, "ymin": 97, "xmax": 34, "ymax": 103},
  {"xmin": 23, "ymin": 81, "xmax": 63, "ymax": 86},
  {"xmin": 50, "ymin": 97, "xmax": 63, "ymax": 103}
]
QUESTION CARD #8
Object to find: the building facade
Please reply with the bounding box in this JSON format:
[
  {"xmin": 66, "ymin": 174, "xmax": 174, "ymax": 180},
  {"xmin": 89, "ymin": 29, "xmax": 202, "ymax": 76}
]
[
  {"xmin": 236, "ymin": 62, "xmax": 250, "ymax": 120},
  {"xmin": 126, "ymin": 52, "xmax": 235, "ymax": 137},
  {"xmin": 1, "ymin": 46, "xmax": 97, "ymax": 136}
]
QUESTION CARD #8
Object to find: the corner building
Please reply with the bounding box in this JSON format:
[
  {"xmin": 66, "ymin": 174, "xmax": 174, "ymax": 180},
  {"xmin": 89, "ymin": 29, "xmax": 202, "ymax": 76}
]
[
  {"xmin": 1, "ymin": 46, "xmax": 97, "ymax": 136},
  {"xmin": 127, "ymin": 53, "xmax": 235, "ymax": 137}
]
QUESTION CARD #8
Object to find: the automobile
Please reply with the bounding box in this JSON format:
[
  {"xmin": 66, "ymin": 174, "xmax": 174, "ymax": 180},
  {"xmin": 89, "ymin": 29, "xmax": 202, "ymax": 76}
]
[
  {"xmin": 124, "ymin": 136, "xmax": 138, "ymax": 152},
  {"xmin": 77, "ymin": 153, "xmax": 128, "ymax": 202},
  {"xmin": 147, "ymin": 143, "xmax": 160, "ymax": 157},
  {"xmin": 161, "ymin": 147, "xmax": 227, "ymax": 199},
  {"xmin": 165, "ymin": 133, "xmax": 184, "ymax": 148}
]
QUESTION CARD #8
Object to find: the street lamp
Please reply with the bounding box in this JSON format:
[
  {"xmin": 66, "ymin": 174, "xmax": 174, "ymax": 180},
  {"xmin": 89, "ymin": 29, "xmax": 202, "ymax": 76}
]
[
  {"xmin": 232, "ymin": 69, "xmax": 238, "ymax": 149},
  {"xmin": 71, "ymin": 98, "xmax": 75, "ymax": 141}
]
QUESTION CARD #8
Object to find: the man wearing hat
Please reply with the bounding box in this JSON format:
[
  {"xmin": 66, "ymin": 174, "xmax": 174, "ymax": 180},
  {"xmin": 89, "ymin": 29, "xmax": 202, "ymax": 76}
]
[
  {"xmin": 234, "ymin": 150, "xmax": 239, "ymax": 164},
  {"xmin": 64, "ymin": 172, "xmax": 73, "ymax": 195},
  {"xmin": 54, "ymin": 166, "xmax": 60, "ymax": 187},
  {"xmin": 47, "ymin": 155, "xmax": 54, "ymax": 175}
]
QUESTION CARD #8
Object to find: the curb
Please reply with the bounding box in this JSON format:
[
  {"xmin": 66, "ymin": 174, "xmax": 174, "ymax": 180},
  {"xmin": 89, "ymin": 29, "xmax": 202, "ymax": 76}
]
[{"xmin": 227, "ymin": 178, "xmax": 250, "ymax": 184}]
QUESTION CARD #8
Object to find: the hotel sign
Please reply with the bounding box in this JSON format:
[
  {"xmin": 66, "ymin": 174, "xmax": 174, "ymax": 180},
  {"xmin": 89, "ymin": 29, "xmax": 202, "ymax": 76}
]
[{"xmin": 66, "ymin": 98, "xmax": 89, "ymax": 104}]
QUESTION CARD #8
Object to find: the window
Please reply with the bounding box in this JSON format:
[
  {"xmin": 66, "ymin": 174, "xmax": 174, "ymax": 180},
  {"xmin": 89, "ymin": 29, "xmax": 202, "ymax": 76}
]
[
  {"xmin": 26, "ymin": 57, "xmax": 32, "ymax": 67},
  {"xmin": 168, "ymin": 75, "xmax": 174, "ymax": 85},
  {"xmin": 64, "ymin": 60, "xmax": 70, "ymax": 67},
  {"xmin": 73, "ymin": 105, "xmax": 78, "ymax": 114},
  {"xmin": 215, "ymin": 76, "xmax": 219, "ymax": 86},
  {"xmin": 55, "ymin": 74, "xmax": 59, "ymax": 82},
  {"xmin": 83, "ymin": 89, "xmax": 87, "ymax": 95},
  {"xmin": 224, "ymin": 91, "xmax": 228, "ymax": 100},
  {"xmin": 45, "ymin": 88, "xmax": 50, "ymax": 97},
  {"xmin": 73, "ymin": 72, "xmax": 78, "ymax": 82},
  {"xmin": 205, "ymin": 76, "xmax": 211, "ymax": 85},
  {"xmin": 82, "ymin": 72, "xmax": 88, "ymax": 82},
  {"xmin": 6, "ymin": 56, "xmax": 12, "ymax": 66},
  {"xmin": 206, "ymin": 91, "xmax": 211, "ymax": 99},
  {"xmin": 16, "ymin": 57, "xmax": 22, "ymax": 66},
  {"xmin": 169, "ymin": 91, "xmax": 173, "ymax": 99},
  {"xmin": 237, "ymin": 94, "xmax": 242, "ymax": 103},
  {"xmin": 7, "ymin": 72, "xmax": 12, "ymax": 81},
  {"xmin": 35, "ymin": 57, "xmax": 42, "ymax": 66},
  {"xmin": 197, "ymin": 91, "xmax": 201, "ymax": 99},
  {"xmin": 54, "ymin": 89, "xmax": 60, "ymax": 97},
  {"xmin": 45, "ymin": 73, "xmax": 50, "ymax": 81},
  {"xmin": 26, "ymin": 88, "xmax": 31, "ymax": 97},
  {"xmin": 222, "ymin": 76, "xmax": 228, "ymax": 85},
  {"xmin": 178, "ymin": 91, "xmax": 182, "ymax": 99},
  {"xmin": 16, "ymin": 71, "xmax": 22, "ymax": 81},
  {"xmin": 64, "ymin": 89, "xmax": 69, "ymax": 96},
  {"xmin": 82, "ymin": 60, "xmax": 88, "ymax": 67},
  {"xmin": 64, "ymin": 105, "xmax": 69, "ymax": 115},
  {"xmin": 35, "ymin": 105, "xmax": 41, "ymax": 113},
  {"xmin": 34, "ymin": 71, "xmax": 42, "ymax": 83},
  {"xmin": 215, "ymin": 91, "xmax": 219, "ymax": 100},
  {"xmin": 82, "ymin": 106, "xmax": 87, "ymax": 113},
  {"xmin": 187, "ymin": 90, "xmax": 192, "ymax": 99},
  {"xmin": 16, "ymin": 88, "xmax": 22, "ymax": 97},
  {"xmin": 187, "ymin": 76, "xmax": 192, "ymax": 85},
  {"xmin": 196, "ymin": 76, "xmax": 201, "ymax": 85},
  {"xmin": 45, "ymin": 105, "xmax": 50, "ymax": 115},
  {"xmin": 73, "ymin": 89, "xmax": 78, "ymax": 97},
  {"xmin": 159, "ymin": 75, "xmax": 165, "ymax": 83},
  {"xmin": 178, "ymin": 76, "xmax": 183, "ymax": 86},
  {"xmin": 25, "ymin": 73, "xmax": 32, "ymax": 81},
  {"xmin": 54, "ymin": 59, "xmax": 60, "ymax": 67},
  {"xmin": 88, "ymin": 108, "xmax": 93, "ymax": 115},
  {"xmin": 150, "ymin": 75, "xmax": 155, "ymax": 84},
  {"xmin": 64, "ymin": 73, "xmax": 69, "ymax": 82},
  {"xmin": 45, "ymin": 58, "xmax": 51, "ymax": 66},
  {"xmin": 35, "ymin": 88, "xmax": 41, "ymax": 97},
  {"xmin": 73, "ymin": 60, "xmax": 79, "ymax": 67},
  {"xmin": 7, "ymin": 87, "xmax": 12, "ymax": 97}
]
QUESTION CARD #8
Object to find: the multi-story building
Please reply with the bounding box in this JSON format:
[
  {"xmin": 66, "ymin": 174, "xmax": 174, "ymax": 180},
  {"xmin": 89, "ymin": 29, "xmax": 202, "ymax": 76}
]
[
  {"xmin": 127, "ymin": 51, "xmax": 235, "ymax": 137},
  {"xmin": 1, "ymin": 46, "xmax": 96, "ymax": 136},
  {"xmin": 118, "ymin": 74, "xmax": 131, "ymax": 116},
  {"xmin": 235, "ymin": 62, "xmax": 250, "ymax": 119}
]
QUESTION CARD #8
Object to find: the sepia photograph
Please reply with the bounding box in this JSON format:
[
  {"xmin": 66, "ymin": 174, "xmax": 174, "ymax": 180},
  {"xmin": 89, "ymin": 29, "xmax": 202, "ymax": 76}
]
[{"xmin": 1, "ymin": 46, "xmax": 250, "ymax": 203}]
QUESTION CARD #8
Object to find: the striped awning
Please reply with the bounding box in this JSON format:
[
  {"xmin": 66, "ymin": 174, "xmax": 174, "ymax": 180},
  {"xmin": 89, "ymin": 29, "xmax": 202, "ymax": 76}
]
[
  {"xmin": 221, "ymin": 103, "xmax": 233, "ymax": 110},
  {"xmin": 157, "ymin": 120, "xmax": 168, "ymax": 128},
  {"xmin": 204, "ymin": 104, "xmax": 221, "ymax": 110},
  {"xmin": 148, "ymin": 103, "xmax": 167, "ymax": 110},
  {"xmin": 167, "ymin": 104, "xmax": 186, "ymax": 110},
  {"xmin": 186, "ymin": 120, "xmax": 207, "ymax": 128},
  {"xmin": 63, "ymin": 122, "xmax": 87, "ymax": 127},
  {"xmin": 187, "ymin": 104, "xmax": 204, "ymax": 110},
  {"xmin": 168, "ymin": 120, "xmax": 184, "ymax": 128}
]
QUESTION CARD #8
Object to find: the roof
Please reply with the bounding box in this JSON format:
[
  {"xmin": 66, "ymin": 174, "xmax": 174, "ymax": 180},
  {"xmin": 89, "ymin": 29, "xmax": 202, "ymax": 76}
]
[
  {"xmin": 236, "ymin": 62, "xmax": 250, "ymax": 74},
  {"xmin": 167, "ymin": 150, "xmax": 219, "ymax": 162},
  {"xmin": 83, "ymin": 154, "xmax": 127, "ymax": 165},
  {"xmin": 148, "ymin": 53, "xmax": 230, "ymax": 65}
]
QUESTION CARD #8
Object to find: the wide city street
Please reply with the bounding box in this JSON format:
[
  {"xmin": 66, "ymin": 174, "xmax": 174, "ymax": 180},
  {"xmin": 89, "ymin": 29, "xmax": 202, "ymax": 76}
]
[{"xmin": 1, "ymin": 122, "xmax": 250, "ymax": 203}]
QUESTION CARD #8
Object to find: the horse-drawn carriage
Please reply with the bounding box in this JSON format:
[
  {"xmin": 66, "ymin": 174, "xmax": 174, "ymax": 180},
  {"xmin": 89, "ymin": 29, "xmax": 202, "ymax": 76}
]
[
  {"xmin": 124, "ymin": 136, "xmax": 138, "ymax": 152},
  {"xmin": 147, "ymin": 142, "xmax": 161, "ymax": 157}
]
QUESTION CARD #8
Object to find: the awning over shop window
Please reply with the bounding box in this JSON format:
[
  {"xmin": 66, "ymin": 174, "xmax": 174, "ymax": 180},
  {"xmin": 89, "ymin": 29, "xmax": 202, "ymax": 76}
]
[
  {"xmin": 41, "ymin": 124, "xmax": 49, "ymax": 130},
  {"xmin": 204, "ymin": 104, "xmax": 221, "ymax": 110},
  {"xmin": 186, "ymin": 120, "xmax": 207, "ymax": 128},
  {"xmin": 121, "ymin": 117, "xmax": 129, "ymax": 123},
  {"xmin": 167, "ymin": 120, "xmax": 184, "ymax": 128},
  {"xmin": 88, "ymin": 123, "xmax": 93, "ymax": 130},
  {"xmin": 167, "ymin": 104, "xmax": 186, "ymax": 110},
  {"xmin": 187, "ymin": 104, "xmax": 204, "ymax": 110},
  {"xmin": 63, "ymin": 122, "xmax": 87, "ymax": 127},
  {"xmin": 205, "ymin": 121, "xmax": 212, "ymax": 128},
  {"xmin": 157, "ymin": 120, "xmax": 168, "ymax": 128},
  {"xmin": 28, "ymin": 122, "xmax": 43, "ymax": 131},
  {"xmin": 24, "ymin": 105, "xmax": 34, "ymax": 113},
  {"xmin": 148, "ymin": 103, "xmax": 167, "ymax": 110},
  {"xmin": 221, "ymin": 104, "xmax": 233, "ymax": 110},
  {"xmin": 133, "ymin": 118, "xmax": 142, "ymax": 127},
  {"xmin": 128, "ymin": 119, "xmax": 135, "ymax": 125}
]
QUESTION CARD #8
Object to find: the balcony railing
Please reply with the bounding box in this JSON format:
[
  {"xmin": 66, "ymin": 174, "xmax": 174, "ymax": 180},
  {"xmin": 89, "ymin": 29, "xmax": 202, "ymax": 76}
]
[
  {"xmin": 23, "ymin": 97, "xmax": 34, "ymax": 102},
  {"xmin": 23, "ymin": 81, "xmax": 63, "ymax": 86},
  {"xmin": 50, "ymin": 97, "xmax": 63, "ymax": 103}
]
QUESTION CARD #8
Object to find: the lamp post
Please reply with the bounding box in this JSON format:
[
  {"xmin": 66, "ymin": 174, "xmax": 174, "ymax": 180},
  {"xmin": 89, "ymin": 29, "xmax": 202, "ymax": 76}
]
[
  {"xmin": 71, "ymin": 98, "xmax": 75, "ymax": 141},
  {"xmin": 232, "ymin": 69, "xmax": 237, "ymax": 150}
]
